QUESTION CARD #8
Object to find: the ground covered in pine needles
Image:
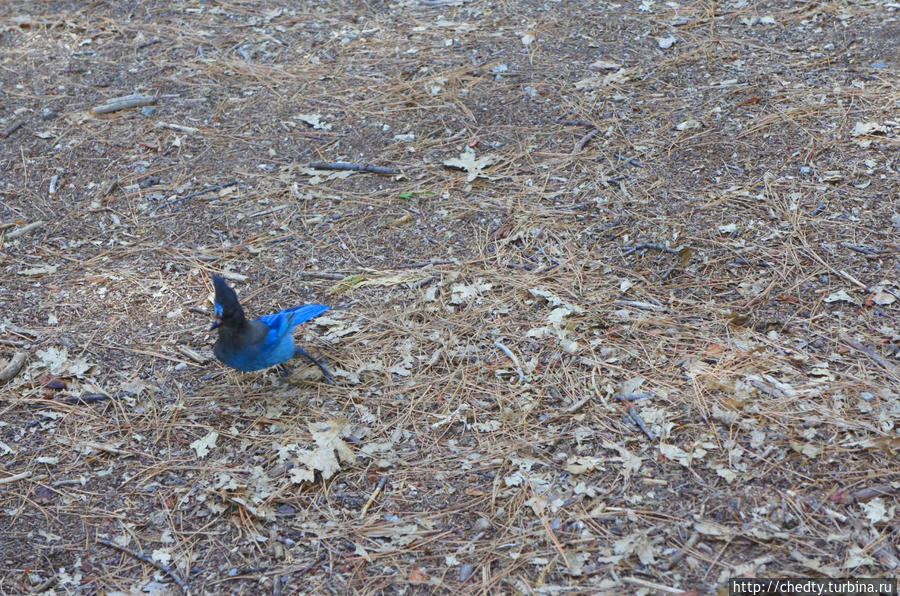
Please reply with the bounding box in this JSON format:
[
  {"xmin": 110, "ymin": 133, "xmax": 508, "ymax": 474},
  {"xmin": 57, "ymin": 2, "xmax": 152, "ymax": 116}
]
[{"xmin": 1, "ymin": 1, "xmax": 898, "ymax": 594}]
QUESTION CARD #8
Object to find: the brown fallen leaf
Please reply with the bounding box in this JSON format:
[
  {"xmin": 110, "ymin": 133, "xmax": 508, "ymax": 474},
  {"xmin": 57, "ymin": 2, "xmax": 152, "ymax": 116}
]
[
  {"xmin": 408, "ymin": 567, "xmax": 429, "ymax": 584},
  {"xmin": 38, "ymin": 374, "xmax": 67, "ymax": 390}
]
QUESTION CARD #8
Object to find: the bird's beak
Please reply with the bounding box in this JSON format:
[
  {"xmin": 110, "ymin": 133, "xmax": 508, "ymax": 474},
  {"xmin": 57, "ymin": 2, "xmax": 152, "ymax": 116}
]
[{"xmin": 209, "ymin": 316, "xmax": 222, "ymax": 331}]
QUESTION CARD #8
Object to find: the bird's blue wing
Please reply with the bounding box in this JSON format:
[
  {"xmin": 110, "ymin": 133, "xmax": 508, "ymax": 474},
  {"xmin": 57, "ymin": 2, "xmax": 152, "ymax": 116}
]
[{"xmin": 257, "ymin": 304, "xmax": 329, "ymax": 351}]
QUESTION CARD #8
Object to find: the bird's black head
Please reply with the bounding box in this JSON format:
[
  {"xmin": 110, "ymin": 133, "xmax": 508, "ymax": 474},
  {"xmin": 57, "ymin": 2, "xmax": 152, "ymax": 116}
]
[{"xmin": 210, "ymin": 275, "xmax": 245, "ymax": 330}]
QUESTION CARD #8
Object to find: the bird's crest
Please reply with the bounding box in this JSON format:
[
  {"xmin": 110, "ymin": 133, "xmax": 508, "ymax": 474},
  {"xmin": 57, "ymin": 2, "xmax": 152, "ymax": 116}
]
[{"xmin": 212, "ymin": 275, "xmax": 244, "ymax": 320}]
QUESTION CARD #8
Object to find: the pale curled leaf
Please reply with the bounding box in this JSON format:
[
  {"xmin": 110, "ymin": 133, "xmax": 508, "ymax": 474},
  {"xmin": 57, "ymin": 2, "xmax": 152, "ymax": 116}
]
[
  {"xmin": 675, "ymin": 119, "xmax": 702, "ymax": 131},
  {"xmin": 565, "ymin": 456, "xmax": 605, "ymax": 475},
  {"xmin": 190, "ymin": 431, "xmax": 218, "ymax": 458},
  {"xmin": 851, "ymin": 121, "xmax": 888, "ymax": 136},
  {"xmin": 589, "ymin": 59, "xmax": 620, "ymax": 71},
  {"xmin": 449, "ymin": 279, "xmax": 492, "ymax": 304},
  {"xmin": 35, "ymin": 347, "xmax": 93, "ymax": 377},
  {"xmin": 19, "ymin": 264, "xmax": 58, "ymax": 276},
  {"xmin": 659, "ymin": 442, "xmax": 707, "ymax": 467},
  {"xmin": 602, "ymin": 441, "xmax": 642, "ymax": 481},
  {"xmin": 443, "ymin": 148, "xmax": 498, "ymax": 182},
  {"xmin": 824, "ymin": 289, "xmax": 860, "ymax": 305},
  {"xmin": 574, "ymin": 68, "xmax": 633, "ymax": 90},
  {"xmin": 860, "ymin": 498, "xmax": 893, "ymax": 524},
  {"xmin": 295, "ymin": 113, "xmax": 332, "ymax": 130},
  {"xmin": 657, "ymin": 36, "xmax": 676, "ymax": 49},
  {"xmin": 290, "ymin": 419, "xmax": 356, "ymax": 483}
]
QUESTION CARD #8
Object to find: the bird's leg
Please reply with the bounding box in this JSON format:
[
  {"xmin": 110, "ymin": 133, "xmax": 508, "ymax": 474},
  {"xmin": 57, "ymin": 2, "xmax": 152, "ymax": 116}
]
[{"xmin": 293, "ymin": 346, "xmax": 334, "ymax": 384}]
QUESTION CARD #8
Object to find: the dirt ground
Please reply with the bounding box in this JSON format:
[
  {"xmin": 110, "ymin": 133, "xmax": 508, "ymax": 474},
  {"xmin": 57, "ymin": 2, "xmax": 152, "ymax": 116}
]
[{"xmin": 1, "ymin": 0, "xmax": 898, "ymax": 594}]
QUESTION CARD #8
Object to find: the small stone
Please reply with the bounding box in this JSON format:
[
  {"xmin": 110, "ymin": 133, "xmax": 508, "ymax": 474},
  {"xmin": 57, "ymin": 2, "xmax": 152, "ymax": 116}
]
[
  {"xmin": 458, "ymin": 563, "xmax": 475, "ymax": 582},
  {"xmin": 473, "ymin": 517, "xmax": 491, "ymax": 531},
  {"xmin": 141, "ymin": 106, "xmax": 157, "ymax": 116},
  {"xmin": 277, "ymin": 504, "xmax": 297, "ymax": 516}
]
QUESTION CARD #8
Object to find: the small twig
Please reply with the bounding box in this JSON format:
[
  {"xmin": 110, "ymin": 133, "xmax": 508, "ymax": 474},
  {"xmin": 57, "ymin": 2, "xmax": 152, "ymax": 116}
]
[
  {"xmin": 175, "ymin": 345, "xmax": 209, "ymax": 364},
  {"xmin": 151, "ymin": 180, "xmax": 239, "ymax": 214},
  {"xmin": 617, "ymin": 394, "xmax": 657, "ymax": 439},
  {"xmin": 627, "ymin": 407, "xmax": 656, "ymax": 440},
  {"xmin": 56, "ymin": 392, "xmax": 126, "ymax": 405},
  {"xmin": 97, "ymin": 539, "xmax": 189, "ymax": 594},
  {"xmin": 0, "ymin": 351, "xmax": 27, "ymax": 382},
  {"xmin": 91, "ymin": 93, "xmax": 156, "ymax": 115},
  {"xmin": 1, "ymin": 118, "xmax": 25, "ymax": 138},
  {"xmin": 225, "ymin": 566, "xmax": 267, "ymax": 577},
  {"xmin": 849, "ymin": 484, "xmax": 896, "ymax": 503},
  {"xmin": 613, "ymin": 300, "xmax": 667, "ymax": 312},
  {"xmin": 412, "ymin": 275, "xmax": 435, "ymax": 289},
  {"xmin": 396, "ymin": 259, "xmax": 455, "ymax": 269},
  {"xmin": 613, "ymin": 153, "xmax": 643, "ymax": 167},
  {"xmin": 156, "ymin": 122, "xmax": 199, "ymax": 134},
  {"xmin": 566, "ymin": 395, "xmax": 592, "ymax": 414},
  {"xmin": 249, "ymin": 204, "xmax": 289, "ymax": 218},
  {"xmin": 297, "ymin": 271, "xmax": 346, "ymax": 280},
  {"xmin": 78, "ymin": 440, "xmax": 131, "ymax": 456},
  {"xmin": 1, "ymin": 323, "xmax": 39, "ymax": 337},
  {"xmin": 137, "ymin": 37, "xmax": 161, "ymax": 49},
  {"xmin": 6, "ymin": 220, "xmax": 44, "ymax": 239},
  {"xmin": 0, "ymin": 470, "xmax": 31, "ymax": 484},
  {"xmin": 573, "ymin": 128, "xmax": 599, "ymax": 153},
  {"xmin": 665, "ymin": 531, "xmax": 699, "ymax": 570},
  {"xmin": 493, "ymin": 340, "xmax": 525, "ymax": 383},
  {"xmin": 308, "ymin": 162, "xmax": 400, "ymax": 175},
  {"xmin": 841, "ymin": 242, "xmax": 879, "ymax": 257},
  {"xmin": 360, "ymin": 475, "xmax": 388, "ymax": 518},
  {"xmin": 558, "ymin": 119, "xmax": 595, "ymax": 127},
  {"xmin": 622, "ymin": 243, "xmax": 678, "ymax": 257}
]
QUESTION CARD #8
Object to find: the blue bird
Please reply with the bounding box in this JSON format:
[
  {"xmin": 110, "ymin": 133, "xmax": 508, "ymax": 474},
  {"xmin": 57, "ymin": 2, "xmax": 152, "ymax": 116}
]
[{"xmin": 209, "ymin": 275, "xmax": 333, "ymax": 383}]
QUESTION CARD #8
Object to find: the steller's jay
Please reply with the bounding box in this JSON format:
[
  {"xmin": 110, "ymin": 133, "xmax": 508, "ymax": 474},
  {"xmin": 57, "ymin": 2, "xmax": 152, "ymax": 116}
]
[{"xmin": 209, "ymin": 275, "xmax": 333, "ymax": 383}]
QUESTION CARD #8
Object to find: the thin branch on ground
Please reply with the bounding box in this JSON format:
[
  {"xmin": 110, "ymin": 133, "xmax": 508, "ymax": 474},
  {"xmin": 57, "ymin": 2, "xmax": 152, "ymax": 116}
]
[
  {"xmin": 97, "ymin": 539, "xmax": 190, "ymax": 594},
  {"xmin": 308, "ymin": 162, "xmax": 401, "ymax": 175}
]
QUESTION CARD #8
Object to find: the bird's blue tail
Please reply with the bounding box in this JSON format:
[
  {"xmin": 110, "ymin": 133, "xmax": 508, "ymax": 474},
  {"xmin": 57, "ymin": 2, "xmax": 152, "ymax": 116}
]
[{"xmin": 257, "ymin": 304, "xmax": 329, "ymax": 331}]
